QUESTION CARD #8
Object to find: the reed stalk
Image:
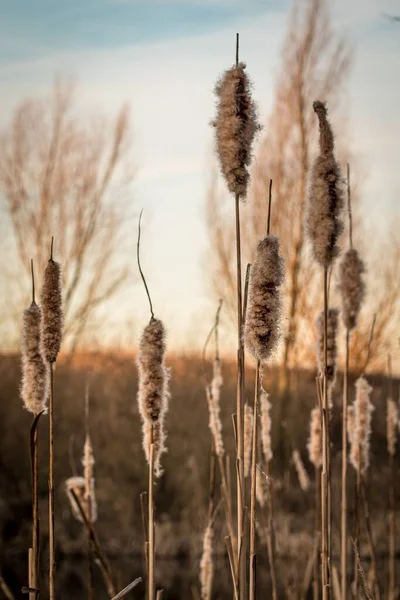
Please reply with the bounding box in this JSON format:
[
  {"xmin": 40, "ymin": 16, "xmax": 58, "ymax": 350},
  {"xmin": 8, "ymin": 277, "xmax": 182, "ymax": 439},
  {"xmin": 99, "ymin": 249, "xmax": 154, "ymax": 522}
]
[
  {"xmin": 321, "ymin": 267, "xmax": 330, "ymax": 599},
  {"xmin": 341, "ymin": 328, "xmax": 350, "ymax": 600},
  {"xmin": 249, "ymin": 361, "xmax": 260, "ymax": 600},
  {"xmin": 265, "ymin": 461, "xmax": 278, "ymax": 600},
  {"xmin": 48, "ymin": 363, "xmax": 55, "ymax": 600},
  {"xmin": 387, "ymin": 355, "xmax": 396, "ymax": 600},
  {"xmin": 148, "ymin": 434, "xmax": 155, "ymax": 600}
]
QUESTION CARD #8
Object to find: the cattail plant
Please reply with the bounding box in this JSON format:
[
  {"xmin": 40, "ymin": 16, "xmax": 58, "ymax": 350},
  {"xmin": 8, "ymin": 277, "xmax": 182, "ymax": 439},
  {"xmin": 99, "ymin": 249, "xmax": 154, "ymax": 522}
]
[
  {"xmin": 306, "ymin": 100, "xmax": 344, "ymax": 598},
  {"xmin": 136, "ymin": 213, "xmax": 170, "ymax": 600},
  {"xmin": 245, "ymin": 183, "xmax": 284, "ymax": 600},
  {"xmin": 244, "ymin": 404, "xmax": 254, "ymax": 478},
  {"xmin": 338, "ymin": 163, "xmax": 366, "ymax": 600},
  {"xmin": 387, "ymin": 356, "xmax": 397, "ymax": 600},
  {"xmin": 315, "ymin": 308, "xmax": 339, "ymax": 407},
  {"xmin": 308, "ymin": 406, "xmax": 322, "ymax": 600},
  {"xmin": 200, "ymin": 523, "xmax": 213, "ymax": 600},
  {"xmin": 293, "ymin": 450, "xmax": 310, "ymax": 492},
  {"xmin": 40, "ymin": 239, "xmax": 63, "ymax": 600},
  {"xmin": 21, "ymin": 261, "xmax": 48, "ymax": 600},
  {"xmin": 212, "ymin": 34, "xmax": 260, "ymax": 597}
]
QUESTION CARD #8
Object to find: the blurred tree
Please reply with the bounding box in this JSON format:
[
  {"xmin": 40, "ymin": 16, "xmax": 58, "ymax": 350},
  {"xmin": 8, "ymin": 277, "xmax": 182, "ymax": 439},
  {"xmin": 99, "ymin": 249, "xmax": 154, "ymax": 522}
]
[{"xmin": 0, "ymin": 81, "xmax": 134, "ymax": 351}]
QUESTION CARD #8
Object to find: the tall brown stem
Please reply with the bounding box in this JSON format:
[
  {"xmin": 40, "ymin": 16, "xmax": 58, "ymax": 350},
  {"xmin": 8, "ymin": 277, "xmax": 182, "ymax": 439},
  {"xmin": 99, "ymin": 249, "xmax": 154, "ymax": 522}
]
[
  {"xmin": 49, "ymin": 363, "xmax": 55, "ymax": 600},
  {"xmin": 321, "ymin": 267, "xmax": 330, "ymax": 599},
  {"xmin": 389, "ymin": 451, "xmax": 396, "ymax": 600},
  {"xmin": 266, "ymin": 461, "xmax": 278, "ymax": 600},
  {"xmin": 249, "ymin": 362, "xmax": 260, "ymax": 600},
  {"xmin": 148, "ymin": 429, "xmax": 155, "ymax": 600},
  {"xmin": 341, "ymin": 328, "xmax": 350, "ymax": 600},
  {"xmin": 313, "ymin": 466, "xmax": 320, "ymax": 600}
]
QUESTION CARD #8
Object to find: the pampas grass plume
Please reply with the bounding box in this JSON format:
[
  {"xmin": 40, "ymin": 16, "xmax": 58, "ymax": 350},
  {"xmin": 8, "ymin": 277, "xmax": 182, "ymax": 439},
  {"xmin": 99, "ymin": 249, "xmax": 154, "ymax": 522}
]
[
  {"xmin": 350, "ymin": 376, "xmax": 374, "ymax": 475},
  {"xmin": 338, "ymin": 248, "xmax": 366, "ymax": 331},
  {"xmin": 245, "ymin": 235, "xmax": 284, "ymax": 362},
  {"xmin": 307, "ymin": 407, "xmax": 322, "ymax": 469},
  {"xmin": 41, "ymin": 259, "xmax": 63, "ymax": 363},
  {"xmin": 260, "ymin": 390, "xmax": 272, "ymax": 463},
  {"xmin": 387, "ymin": 398, "xmax": 398, "ymax": 457},
  {"xmin": 315, "ymin": 308, "xmax": 339, "ymax": 403},
  {"xmin": 244, "ymin": 403, "xmax": 254, "ymax": 477},
  {"xmin": 293, "ymin": 450, "xmax": 310, "ymax": 491},
  {"xmin": 199, "ymin": 523, "xmax": 213, "ymax": 600},
  {"xmin": 212, "ymin": 63, "xmax": 260, "ymax": 198},
  {"xmin": 306, "ymin": 101, "xmax": 344, "ymax": 267},
  {"xmin": 21, "ymin": 302, "xmax": 48, "ymax": 414}
]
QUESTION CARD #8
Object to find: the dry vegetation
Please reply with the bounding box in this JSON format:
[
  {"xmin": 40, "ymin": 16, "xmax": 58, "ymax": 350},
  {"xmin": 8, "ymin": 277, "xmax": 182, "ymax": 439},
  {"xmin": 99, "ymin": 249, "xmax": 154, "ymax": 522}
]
[{"xmin": 0, "ymin": 0, "xmax": 399, "ymax": 599}]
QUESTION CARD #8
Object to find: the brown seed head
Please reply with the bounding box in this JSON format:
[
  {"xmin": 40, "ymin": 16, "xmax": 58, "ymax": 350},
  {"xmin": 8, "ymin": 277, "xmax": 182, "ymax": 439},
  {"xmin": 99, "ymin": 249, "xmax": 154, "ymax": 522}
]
[
  {"xmin": 21, "ymin": 302, "xmax": 48, "ymax": 414},
  {"xmin": 41, "ymin": 259, "xmax": 63, "ymax": 363},
  {"xmin": 338, "ymin": 248, "xmax": 366, "ymax": 330},
  {"xmin": 350, "ymin": 376, "xmax": 374, "ymax": 475},
  {"xmin": 142, "ymin": 420, "xmax": 166, "ymax": 478},
  {"xmin": 307, "ymin": 407, "xmax": 322, "ymax": 469},
  {"xmin": 245, "ymin": 235, "xmax": 284, "ymax": 362},
  {"xmin": 212, "ymin": 63, "xmax": 260, "ymax": 198},
  {"xmin": 306, "ymin": 101, "xmax": 344, "ymax": 267},
  {"xmin": 315, "ymin": 308, "xmax": 339, "ymax": 405}
]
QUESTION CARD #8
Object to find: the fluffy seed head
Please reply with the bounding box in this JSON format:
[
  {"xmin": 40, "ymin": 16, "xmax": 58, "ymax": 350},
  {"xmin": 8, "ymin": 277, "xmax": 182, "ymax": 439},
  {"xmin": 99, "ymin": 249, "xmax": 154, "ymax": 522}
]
[
  {"xmin": 347, "ymin": 405, "xmax": 355, "ymax": 446},
  {"xmin": 41, "ymin": 260, "xmax": 63, "ymax": 363},
  {"xmin": 307, "ymin": 407, "xmax": 322, "ymax": 468},
  {"xmin": 245, "ymin": 235, "xmax": 284, "ymax": 362},
  {"xmin": 256, "ymin": 469, "xmax": 267, "ymax": 508},
  {"xmin": 293, "ymin": 450, "xmax": 310, "ymax": 491},
  {"xmin": 306, "ymin": 101, "xmax": 344, "ymax": 268},
  {"xmin": 65, "ymin": 476, "xmax": 97, "ymax": 524},
  {"xmin": 315, "ymin": 308, "xmax": 339, "ymax": 405},
  {"xmin": 260, "ymin": 390, "xmax": 272, "ymax": 463},
  {"xmin": 244, "ymin": 403, "xmax": 254, "ymax": 477},
  {"xmin": 21, "ymin": 303, "xmax": 48, "ymax": 414},
  {"xmin": 82, "ymin": 435, "xmax": 97, "ymax": 522},
  {"xmin": 142, "ymin": 420, "xmax": 166, "ymax": 478},
  {"xmin": 338, "ymin": 248, "xmax": 366, "ymax": 330},
  {"xmin": 350, "ymin": 376, "xmax": 374, "ymax": 475},
  {"xmin": 212, "ymin": 63, "xmax": 260, "ymax": 198},
  {"xmin": 387, "ymin": 398, "xmax": 398, "ymax": 457},
  {"xmin": 200, "ymin": 523, "xmax": 214, "ymax": 600},
  {"xmin": 205, "ymin": 359, "xmax": 224, "ymax": 457}
]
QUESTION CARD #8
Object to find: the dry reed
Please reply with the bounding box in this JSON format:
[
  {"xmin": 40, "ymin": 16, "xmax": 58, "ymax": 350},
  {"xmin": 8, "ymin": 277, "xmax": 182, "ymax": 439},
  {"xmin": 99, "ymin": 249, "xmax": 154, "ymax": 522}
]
[
  {"xmin": 200, "ymin": 523, "xmax": 213, "ymax": 600},
  {"xmin": 315, "ymin": 308, "xmax": 339, "ymax": 405},
  {"xmin": 307, "ymin": 407, "xmax": 322, "ymax": 469},
  {"xmin": 244, "ymin": 404, "xmax": 254, "ymax": 478},
  {"xmin": 259, "ymin": 390, "xmax": 272, "ymax": 464}
]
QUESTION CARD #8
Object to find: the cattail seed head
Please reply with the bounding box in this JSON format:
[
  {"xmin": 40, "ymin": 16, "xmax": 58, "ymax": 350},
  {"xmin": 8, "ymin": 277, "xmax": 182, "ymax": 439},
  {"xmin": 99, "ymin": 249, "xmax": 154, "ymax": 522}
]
[
  {"xmin": 82, "ymin": 434, "xmax": 97, "ymax": 523},
  {"xmin": 205, "ymin": 358, "xmax": 224, "ymax": 457},
  {"xmin": 338, "ymin": 248, "xmax": 366, "ymax": 331},
  {"xmin": 260, "ymin": 390, "xmax": 272, "ymax": 463},
  {"xmin": 387, "ymin": 398, "xmax": 398, "ymax": 457},
  {"xmin": 41, "ymin": 259, "xmax": 63, "ymax": 363},
  {"xmin": 244, "ymin": 403, "xmax": 254, "ymax": 477},
  {"xmin": 347, "ymin": 405, "xmax": 355, "ymax": 446},
  {"xmin": 256, "ymin": 469, "xmax": 267, "ymax": 508},
  {"xmin": 142, "ymin": 420, "xmax": 166, "ymax": 478},
  {"xmin": 245, "ymin": 235, "xmax": 284, "ymax": 362},
  {"xmin": 65, "ymin": 476, "xmax": 97, "ymax": 524},
  {"xmin": 350, "ymin": 376, "xmax": 374, "ymax": 475},
  {"xmin": 315, "ymin": 308, "xmax": 339, "ymax": 404},
  {"xmin": 212, "ymin": 63, "xmax": 260, "ymax": 198},
  {"xmin": 200, "ymin": 522, "xmax": 213, "ymax": 600},
  {"xmin": 293, "ymin": 450, "xmax": 310, "ymax": 491},
  {"xmin": 21, "ymin": 302, "xmax": 48, "ymax": 414},
  {"xmin": 307, "ymin": 407, "xmax": 322, "ymax": 469},
  {"xmin": 306, "ymin": 101, "xmax": 344, "ymax": 268}
]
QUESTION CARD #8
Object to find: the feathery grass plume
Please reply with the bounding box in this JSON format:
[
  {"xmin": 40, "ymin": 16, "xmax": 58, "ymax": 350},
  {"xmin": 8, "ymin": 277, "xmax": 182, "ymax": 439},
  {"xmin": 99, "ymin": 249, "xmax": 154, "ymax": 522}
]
[
  {"xmin": 244, "ymin": 404, "xmax": 254, "ymax": 477},
  {"xmin": 199, "ymin": 522, "xmax": 213, "ymax": 600},
  {"xmin": 40, "ymin": 258, "xmax": 63, "ymax": 363},
  {"xmin": 205, "ymin": 358, "xmax": 224, "ymax": 458},
  {"xmin": 387, "ymin": 398, "xmax": 398, "ymax": 457},
  {"xmin": 65, "ymin": 476, "xmax": 96, "ymax": 524},
  {"xmin": 142, "ymin": 419, "xmax": 167, "ymax": 479},
  {"xmin": 255, "ymin": 469, "xmax": 267, "ymax": 508},
  {"xmin": 259, "ymin": 390, "xmax": 272, "ymax": 463},
  {"xmin": 244, "ymin": 235, "xmax": 284, "ymax": 362},
  {"xmin": 350, "ymin": 376, "xmax": 374, "ymax": 475},
  {"xmin": 338, "ymin": 248, "xmax": 366, "ymax": 331},
  {"xmin": 82, "ymin": 435, "xmax": 97, "ymax": 523},
  {"xmin": 21, "ymin": 303, "xmax": 48, "ymax": 414},
  {"xmin": 306, "ymin": 101, "xmax": 344, "ymax": 267},
  {"xmin": 293, "ymin": 450, "xmax": 310, "ymax": 491},
  {"xmin": 212, "ymin": 62, "xmax": 260, "ymax": 198},
  {"xmin": 315, "ymin": 308, "xmax": 339, "ymax": 404},
  {"xmin": 307, "ymin": 407, "xmax": 322, "ymax": 469},
  {"xmin": 347, "ymin": 405, "xmax": 355, "ymax": 446}
]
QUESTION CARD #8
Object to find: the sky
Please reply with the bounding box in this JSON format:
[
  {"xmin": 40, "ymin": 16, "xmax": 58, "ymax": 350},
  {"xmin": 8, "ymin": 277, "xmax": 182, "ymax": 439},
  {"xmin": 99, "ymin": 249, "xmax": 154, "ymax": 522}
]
[{"xmin": 0, "ymin": 0, "xmax": 399, "ymax": 353}]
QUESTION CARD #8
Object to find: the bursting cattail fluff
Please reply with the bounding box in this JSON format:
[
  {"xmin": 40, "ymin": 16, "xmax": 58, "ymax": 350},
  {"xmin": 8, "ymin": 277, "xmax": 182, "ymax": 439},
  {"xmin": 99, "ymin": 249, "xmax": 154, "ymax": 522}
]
[
  {"xmin": 293, "ymin": 450, "xmax": 310, "ymax": 491},
  {"xmin": 256, "ymin": 468, "xmax": 267, "ymax": 508},
  {"xmin": 137, "ymin": 318, "xmax": 170, "ymax": 477},
  {"xmin": 307, "ymin": 407, "xmax": 322, "ymax": 469},
  {"xmin": 21, "ymin": 302, "xmax": 48, "ymax": 414},
  {"xmin": 41, "ymin": 259, "xmax": 63, "ymax": 363},
  {"xmin": 212, "ymin": 63, "xmax": 260, "ymax": 198},
  {"xmin": 338, "ymin": 248, "xmax": 366, "ymax": 331},
  {"xmin": 199, "ymin": 522, "xmax": 213, "ymax": 600},
  {"xmin": 82, "ymin": 435, "xmax": 97, "ymax": 522},
  {"xmin": 245, "ymin": 235, "xmax": 284, "ymax": 362},
  {"xmin": 350, "ymin": 376, "xmax": 374, "ymax": 475},
  {"xmin": 387, "ymin": 398, "xmax": 398, "ymax": 457},
  {"xmin": 315, "ymin": 308, "xmax": 339, "ymax": 403},
  {"xmin": 244, "ymin": 403, "xmax": 254, "ymax": 477},
  {"xmin": 260, "ymin": 390, "xmax": 272, "ymax": 463},
  {"xmin": 206, "ymin": 384, "xmax": 224, "ymax": 458},
  {"xmin": 306, "ymin": 101, "xmax": 344, "ymax": 268},
  {"xmin": 65, "ymin": 476, "xmax": 97, "ymax": 524},
  {"xmin": 347, "ymin": 405, "xmax": 355, "ymax": 446}
]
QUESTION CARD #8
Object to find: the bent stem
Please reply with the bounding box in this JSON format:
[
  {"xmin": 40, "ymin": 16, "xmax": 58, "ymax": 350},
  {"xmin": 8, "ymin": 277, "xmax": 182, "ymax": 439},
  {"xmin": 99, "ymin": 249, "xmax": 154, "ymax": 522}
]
[
  {"xmin": 249, "ymin": 361, "xmax": 260, "ymax": 600},
  {"xmin": 341, "ymin": 328, "xmax": 350, "ymax": 600}
]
